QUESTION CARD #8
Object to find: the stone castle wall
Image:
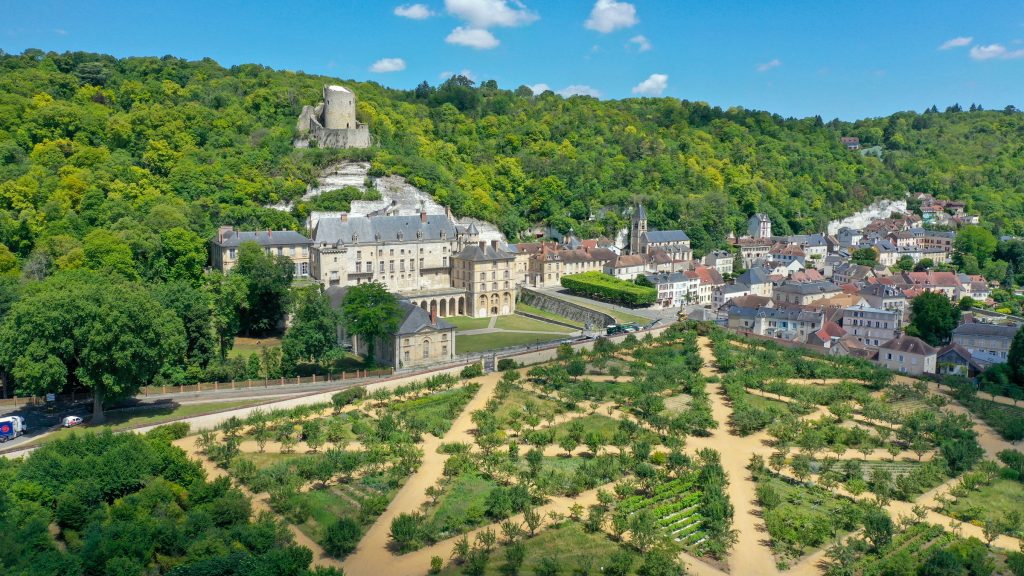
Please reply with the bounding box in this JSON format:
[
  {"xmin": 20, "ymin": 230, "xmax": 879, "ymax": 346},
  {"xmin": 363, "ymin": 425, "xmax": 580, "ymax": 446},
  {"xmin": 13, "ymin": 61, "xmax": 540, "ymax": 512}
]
[{"xmin": 518, "ymin": 288, "xmax": 615, "ymax": 329}]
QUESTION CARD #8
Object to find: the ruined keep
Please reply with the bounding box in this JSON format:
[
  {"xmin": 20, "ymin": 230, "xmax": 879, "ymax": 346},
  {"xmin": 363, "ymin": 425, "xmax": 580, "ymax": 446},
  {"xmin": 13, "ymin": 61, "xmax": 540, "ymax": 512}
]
[{"xmin": 295, "ymin": 85, "xmax": 371, "ymax": 149}]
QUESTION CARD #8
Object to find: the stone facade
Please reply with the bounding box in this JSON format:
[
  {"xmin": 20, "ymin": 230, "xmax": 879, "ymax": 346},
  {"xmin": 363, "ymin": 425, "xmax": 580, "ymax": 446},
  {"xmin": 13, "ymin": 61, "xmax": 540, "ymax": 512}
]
[
  {"xmin": 295, "ymin": 85, "xmax": 371, "ymax": 149},
  {"xmin": 452, "ymin": 241, "xmax": 518, "ymax": 317},
  {"xmin": 210, "ymin": 226, "xmax": 313, "ymax": 277}
]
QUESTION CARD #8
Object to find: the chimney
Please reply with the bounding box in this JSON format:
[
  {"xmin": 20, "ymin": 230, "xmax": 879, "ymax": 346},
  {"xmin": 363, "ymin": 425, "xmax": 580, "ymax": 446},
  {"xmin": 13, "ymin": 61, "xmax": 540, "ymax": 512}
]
[
  {"xmin": 267, "ymin": 229, "xmax": 272, "ymax": 239},
  {"xmin": 445, "ymin": 205, "xmax": 452, "ymax": 220},
  {"xmin": 340, "ymin": 212, "xmax": 348, "ymax": 222},
  {"xmin": 217, "ymin": 225, "xmax": 233, "ymax": 242},
  {"xmin": 421, "ymin": 210, "xmax": 427, "ymax": 223},
  {"xmin": 479, "ymin": 241, "xmax": 486, "ymax": 250},
  {"xmin": 430, "ymin": 310, "xmax": 436, "ymax": 326},
  {"xmin": 491, "ymin": 240, "xmax": 498, "ymax": 249}
]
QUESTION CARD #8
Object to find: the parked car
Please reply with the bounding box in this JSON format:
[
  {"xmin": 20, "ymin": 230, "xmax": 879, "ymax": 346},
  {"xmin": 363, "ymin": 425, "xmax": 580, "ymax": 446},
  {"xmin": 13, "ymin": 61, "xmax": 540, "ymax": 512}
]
[{"xmin": 61, "ymin": 415, "xmax": 83, "ymax": 428}]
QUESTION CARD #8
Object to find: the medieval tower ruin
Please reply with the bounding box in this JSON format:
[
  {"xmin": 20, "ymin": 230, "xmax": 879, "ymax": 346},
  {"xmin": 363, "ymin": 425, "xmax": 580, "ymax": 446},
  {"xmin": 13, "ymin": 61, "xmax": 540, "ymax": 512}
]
[{"xmin": 295, "ymin": 85, "xmax": 371, "ymax": 149}]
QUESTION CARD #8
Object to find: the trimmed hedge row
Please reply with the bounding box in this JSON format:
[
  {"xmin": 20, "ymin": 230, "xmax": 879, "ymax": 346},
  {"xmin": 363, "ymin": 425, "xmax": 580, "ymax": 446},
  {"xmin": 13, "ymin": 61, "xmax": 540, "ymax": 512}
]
[{"xmin": 560, "ymin": 271, "xmax": 656, "ymax": 306}]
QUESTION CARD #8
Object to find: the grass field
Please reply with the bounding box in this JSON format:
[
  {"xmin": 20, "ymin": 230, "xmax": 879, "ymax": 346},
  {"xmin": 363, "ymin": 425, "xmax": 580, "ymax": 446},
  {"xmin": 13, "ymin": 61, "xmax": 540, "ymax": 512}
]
[
  {"xmin": 446, "ymin": 316, "xmax": 492, "ymax": 331},
  {"xmin": 662, "ymin": 393, "xmax": 692, "ymax": 414},
  {"xmin": 424, "ymin": 472, "xmax": 498, "ymax": 537},
  {"xmin": 455, "ymin": 331, "xmax": 566, "ymax": 354},
  {"xmin": 573, "ymin": 300, "xmax": 650, "ymax": 325},
  {"xmin": 945, "ymin": 478, "xmax": 1024, "ymax": 535},
  {"xmin": 514, "ymin": 303, "xmax": 585, "ymax": 328},
  {"xmin": 491, "ymin": 388, "xmax": 563, "ymax": 426},
  {"xmin": 228, "ymin": 337, "xmax": 281, "ymax": 359},
  {"xmin": 494, "ymin": 315, "xmax": 574, "ymax": 333},
  {"xmin": 549, "ymin": 414, "xmax": 621, "ymax": 443},
  {"xmin": 438, "ymin": 521, "xmax": 632, "ymax": 576},
  {"xmin": 11, "ymin": 399, "xmax": 261, "ymax": 450}
]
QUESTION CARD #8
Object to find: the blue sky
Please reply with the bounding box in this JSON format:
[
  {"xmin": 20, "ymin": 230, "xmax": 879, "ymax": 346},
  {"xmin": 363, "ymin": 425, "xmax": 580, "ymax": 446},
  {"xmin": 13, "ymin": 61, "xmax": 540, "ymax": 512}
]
[{"xmin": 3, "ymin": 0, "xmax": 1023, "ymax": 119}]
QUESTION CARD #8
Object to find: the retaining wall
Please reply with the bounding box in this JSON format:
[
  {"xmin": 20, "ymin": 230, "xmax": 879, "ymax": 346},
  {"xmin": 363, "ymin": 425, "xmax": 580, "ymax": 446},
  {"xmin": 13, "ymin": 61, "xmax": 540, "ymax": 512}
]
[{"xmin": 519, "ymin": 288, "xmax": 615, "ymax": 329}]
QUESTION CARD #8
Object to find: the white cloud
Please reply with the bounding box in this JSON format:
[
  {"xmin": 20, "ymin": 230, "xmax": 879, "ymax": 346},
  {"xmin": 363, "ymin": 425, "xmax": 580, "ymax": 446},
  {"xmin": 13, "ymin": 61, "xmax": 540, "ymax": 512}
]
[
  {"xmin": 445, "ymin": 26, "xmax": 500, "ymax": 49},
  {"xmin": 756, "ymin": 58, "xmax": 782, "ymax": 72},
  {"xmin": 969, "ymin": 43, "xmax": 1024, "ymax": 60},
  {"xmin": 939, "ymin": 36, "xmax": 972, "ymax": 50},
  {"xmin": 528, "ymin": 83, "xmax": 551, "ymax": 94},
  {"xmin": 585, "ymin": 0, "xmax": 638, "ymax": 33},
  {"xmin": 557, "ymin": 85, "xmax": 601, "ymax": 98},
  {"xmin": 631, "ymin": 73, "xmax": 668, "ymax": 96},
  {"xmin": 370, "ymin": 57, "xmax": 407, "ymax": 73},
  {"xmin": 439, "ymin": 69, "xmax": 475, "ymax": 81},
  {"xmin": 628, "ymin": 34, "xmax": 651, "ymax": 52},
  {"xmin": 394, "ymin": 4, "xmax": 434, "ymax": 19},
  {"xmin": 444, "ymin": 0, "xmax": 537, "ymax": 28},
  {"xmin": 54, "ymin": 28, "xmax": 68, "ymax": 36}
]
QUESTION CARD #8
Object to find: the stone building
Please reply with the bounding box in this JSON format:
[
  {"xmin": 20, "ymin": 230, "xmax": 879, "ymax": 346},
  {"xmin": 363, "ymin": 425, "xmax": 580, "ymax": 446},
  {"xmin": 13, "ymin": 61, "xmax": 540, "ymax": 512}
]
[
  {"xmin": 310, "ymin": 209, "xmax": 461, "ymax": 292},
  {"xmin": 629, "ymin": 203, "xmax": 693, "ymax": 261},
  {"xmin": 327, "ymin": 287, "xmax": 455, "ymax": 369},
  {"xmin": 747, "ymin": 213, "xmax": 772, "ymax": 239},
  {"xmin": 840, "ymin": 305, "xmax": 901, "ymax": 348},
  {"xmin": 210, "ymin": 226, "xmax": 313, "ymax": 277},
  {"xmin": 877, "ymin": 335, "xmax": 937, "ymax": 375},
  {"xmin": 452, "ymin": 241, "xmax": 518, "ymax": 317},
  {"xmin": 295, "ymin": 85, "xmax": 371, "ymax": 149},
  {"xmin": 951, "ymin": 322, "xmax": 1021, "ymax": 366}
]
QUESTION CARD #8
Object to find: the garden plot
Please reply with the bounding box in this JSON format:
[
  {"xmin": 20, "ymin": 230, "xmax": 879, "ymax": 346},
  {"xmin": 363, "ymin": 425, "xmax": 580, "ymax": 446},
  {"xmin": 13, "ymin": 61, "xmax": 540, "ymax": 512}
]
[{"xmin": 619, "ymin": 476, "xmax": 707, "ymax": 549}]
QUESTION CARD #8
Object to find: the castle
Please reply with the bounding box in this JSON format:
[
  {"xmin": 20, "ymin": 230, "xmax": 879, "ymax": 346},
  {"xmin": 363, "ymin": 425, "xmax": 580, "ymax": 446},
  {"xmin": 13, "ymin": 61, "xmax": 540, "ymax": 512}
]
[{"xmin": 295, "ymin": 85, "xmax": 371, "ymax": 149}]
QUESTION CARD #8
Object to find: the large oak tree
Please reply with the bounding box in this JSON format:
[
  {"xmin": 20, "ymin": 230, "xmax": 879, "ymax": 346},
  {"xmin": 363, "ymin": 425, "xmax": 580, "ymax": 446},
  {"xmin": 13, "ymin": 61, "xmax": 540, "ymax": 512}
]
[{"xmin": 0, "ymin": 270, "xmax": 185, "ymax": 422}]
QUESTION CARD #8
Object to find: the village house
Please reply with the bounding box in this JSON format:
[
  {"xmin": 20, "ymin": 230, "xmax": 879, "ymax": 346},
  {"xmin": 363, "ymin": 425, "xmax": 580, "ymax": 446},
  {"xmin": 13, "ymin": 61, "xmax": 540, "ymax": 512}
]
[
  {"xmin": 703, "ymin": 250, "xmax": 735, "ymax": 275},
  {"xmin": 732, "ymin": 237, "xmax": 774, "ymax": 268},
  {"xmin": 773, "ymin": 280, "xmax": 842, "ymax": 306},
  {"xmin": 877, "ymin": 335, "xmax": 937, "ymax": 375},
  {"xmin": 951, "ymin": 322, "xmax": 1022, "ymax": 366},
  {"xmin": 936, "ymin": 344, "xmax": 984, "ymax": 378},
  {"xmin": 604, "ymin": 254, "xmax": 648, "ymax": 280},
  {"xmin": 643, "ymin": 272, "xmax": 696, "ymax": 308},
  {"xmin": 747, "ymin": 213, "xmax": 773, "ymax": 239},
  {"xmin": 210, "ymin": 226, "xmax": 313, "ymax": 277},
  {"xmin": 840, "ymin": 305, "xmax": 901, "ymax": 348},
  {"xmin": 727, "ymin": 305, "xmax": 824, "ymax": 341}
]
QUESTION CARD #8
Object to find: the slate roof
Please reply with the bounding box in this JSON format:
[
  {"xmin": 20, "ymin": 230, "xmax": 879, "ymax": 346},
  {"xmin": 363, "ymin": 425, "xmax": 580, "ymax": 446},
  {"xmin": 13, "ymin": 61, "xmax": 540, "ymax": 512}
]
[
  {"xmin": 879, "ymin": 335, "xmax": 937, "ymax": 356},
  {"xmin": 736, "ymin": 267, "xmax": 771, "ymax": 286},
  {"xmin": 952, "ymin": 322, "xmax": 1021, "ymax": 339},
  {"xmin": 774, "ymin": 280, "xmax": 841, "ymax": 296},
  {"xmin": 214, "ymin": 229, "xmax": 312, "ymax": 247},
  {"xmin": 313, "ymin": 214, "xmax": 458, "ymax": 245},
  {"xmin": 643, "ymin": 230, "xmax": 690, "ymax": 243},
  {"xmin": 634, "ymin": 204, "xmax": 647, "ymax": 219},
  {"xmin": 729, "ymin": 306, "xmax": 822, "ymax": 323},
  {"xmin": 396, "ymin": 301, "xmax": 454, "ymax": 335},
  {"xmin": 455, "ymin": 243, "xmax": 516, "ymax": 262}
]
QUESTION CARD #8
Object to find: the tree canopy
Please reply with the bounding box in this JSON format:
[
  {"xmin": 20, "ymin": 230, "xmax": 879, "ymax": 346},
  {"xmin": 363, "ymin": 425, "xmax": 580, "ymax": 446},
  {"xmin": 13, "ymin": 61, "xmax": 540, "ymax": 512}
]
[
  {"xmin": 906, "ymin": 291, "xmax": 961, "ymax": 347},
  {"xmin": 339, "ymin": 281, "xmax": 401, "ymax": 364}
]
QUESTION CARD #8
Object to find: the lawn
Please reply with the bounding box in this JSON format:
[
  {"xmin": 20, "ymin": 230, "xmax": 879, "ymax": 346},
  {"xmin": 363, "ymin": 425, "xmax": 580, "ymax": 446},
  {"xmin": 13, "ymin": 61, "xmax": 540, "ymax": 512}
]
[
  {"xmin": 424, "ymin": 472, "xmax": 499, "ymax": 538},
  {"xmin": 228, "ymin": 337, "xmax": 281, "ymax": 359},
  {"xmin": 662, "ymin": 393, "xmax": 692, "ymax": 414},
  {"xmin": 10, "ymin": 399, "xmax": 261, "ymax": 450},
  {"xmin": 494, "ymin": 315, "xmax": 574, "ymax": 333},
  {"xmin": 455, "ymin": 331, "xmax": 566, "ymax": 354},
  {"xmin": 945, "ymin": 478, "xmax": 1024, "ymax": 536},
  {"xmin": 438, "ymin": 521, "xmax": 634, "ymax": 576},
  {"xmin": 446, "ymin": 316, "xmax": 492, "ymax": 331},
  {"xmin": 514, "ymin": 303, "xmax": 584, "ymax": 328},
  {"xmin": 491, "ymin": 388, "xmax": 563, "ymax": 427},
  {"xmin": 549, "ymin": 414, "xmax": 622, "ymax": 443}
]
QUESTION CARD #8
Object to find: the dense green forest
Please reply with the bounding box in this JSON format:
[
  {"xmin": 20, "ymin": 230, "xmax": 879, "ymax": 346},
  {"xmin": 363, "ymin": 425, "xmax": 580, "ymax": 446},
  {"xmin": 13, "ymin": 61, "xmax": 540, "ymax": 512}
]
[
  {"xmin": 2, "ymin": 48, "xmax": 1023, "ymax": 262},
  {"xmin": 0, "ymin": 425, "xmax": 334, "ymax": 576}
]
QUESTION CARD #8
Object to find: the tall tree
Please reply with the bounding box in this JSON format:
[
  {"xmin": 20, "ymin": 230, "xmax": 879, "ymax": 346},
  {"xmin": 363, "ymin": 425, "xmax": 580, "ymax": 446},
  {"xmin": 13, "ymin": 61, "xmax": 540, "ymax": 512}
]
[
  {"xmin": 152, "ymin": 280, "xmax": 216, "ymax": 369},
  {"xmin": 906, "ymin": 292, "xmax": 961, "ymax": 346},
  {"xmin": 0, "ymin": 270, "xmax": 185, "ymax": 422},
  {"xmin": 1009, "ymin": 328, "xmax": 1024, "ymax": 386},
  {"xmin": 282, "ymin": 285, "xmax": 340, "ymax": 365},
  {"xmin": 232, "ymin": 241, "xmax": 293, "ymax": 336},
  {"xmin": 206, "ymin": 271, "xmax": 249, "ymax": 360},
  {"xmin": 340, "ymin": 281, "xmax": 401, "ymax": 364},
  {"xmin": 954, "ymin": 225, "xmax": 998, "ymax": 267}
]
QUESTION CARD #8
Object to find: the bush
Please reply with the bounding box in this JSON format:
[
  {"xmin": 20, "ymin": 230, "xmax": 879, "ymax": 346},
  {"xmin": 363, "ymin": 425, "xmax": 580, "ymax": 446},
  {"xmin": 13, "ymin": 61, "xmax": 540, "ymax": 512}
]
[
  {"xmin": 461, "ymin": 363, "xmax": 484, "ymax": 379},
  {"xmin": 497, "ymin": 358, "xmax": 518, "ymax": 371},
  {"xmin": 390, "ymin": 512, "xmax": 425, "ymax": 552},
  {"xmin": 324, "ymin": 517, "xmax": 361, "ymax": 558},
  {"xmin": 331, "ymin": 388, "xmax": 366, "ymax": 411},
  {"xmin": 560, "ymin": 272, "xmax": 656, "ymax": 307},
  {"xmin": 145, "ymin": 422, "xmax": 191, "ymax": 442}
]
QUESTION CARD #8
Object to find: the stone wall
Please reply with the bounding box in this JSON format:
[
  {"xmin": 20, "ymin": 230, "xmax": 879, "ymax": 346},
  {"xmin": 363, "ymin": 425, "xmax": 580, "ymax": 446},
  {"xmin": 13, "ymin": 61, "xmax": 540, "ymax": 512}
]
[{"xmin": 518, "ymin": 288, "xmax": 615, "ymax": 329}]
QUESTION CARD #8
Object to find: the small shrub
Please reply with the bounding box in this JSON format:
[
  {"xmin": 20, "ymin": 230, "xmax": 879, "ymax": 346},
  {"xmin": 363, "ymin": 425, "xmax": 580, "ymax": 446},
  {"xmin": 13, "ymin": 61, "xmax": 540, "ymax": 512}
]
[
  {"xmin": 497, "ymin": 358, "xmax": 518, "ymax": 371},
  {"xmin": 461, "ymin": 363, "xmax": 484, "ymax": 379}
]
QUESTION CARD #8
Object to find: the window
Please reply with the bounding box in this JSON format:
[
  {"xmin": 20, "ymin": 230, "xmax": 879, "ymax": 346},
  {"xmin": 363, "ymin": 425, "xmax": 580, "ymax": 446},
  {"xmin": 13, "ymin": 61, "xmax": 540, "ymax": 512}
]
[
  {"xmin": 356, "ymin": 262, "xmax": 361, "ymax": 273},
  {"xmin": 389, "ymin": 249, "xmax": 394, "ymax": 256},
  {"xmin": 228, "ymin": 248, "xmax": 236, "ymax": 259},
  {"xmin": 420, "ymin": 258, "xmax": 424, "ymax": 268},
  {"xmin": 379, "ymin": 260, "xmax": 384, "ymax": 273},
  {"xmin": 300, "ymin": 262, "xmax": 308, "ymax": 276},
  {"xmin": 442, "ymin": 345, "xmax": 448, "ymax": 355},
  {"xmin": 404, "ymin": 351, "xmax": 410, "ymax": 362},
  {"xmin": 422, "ymin": 340, "xmax": 430, "ymax": 358},
  {"xmin": 389, "ymin": 261, "xmax": 395, "ymax": 272}
]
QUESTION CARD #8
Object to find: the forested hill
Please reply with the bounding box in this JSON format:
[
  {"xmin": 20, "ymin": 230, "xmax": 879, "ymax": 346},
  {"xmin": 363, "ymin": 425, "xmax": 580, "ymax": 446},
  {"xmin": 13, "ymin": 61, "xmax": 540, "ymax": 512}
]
[{"xmin": 1, "ymin": 50, "xmax": 1023, "ymax": 265}]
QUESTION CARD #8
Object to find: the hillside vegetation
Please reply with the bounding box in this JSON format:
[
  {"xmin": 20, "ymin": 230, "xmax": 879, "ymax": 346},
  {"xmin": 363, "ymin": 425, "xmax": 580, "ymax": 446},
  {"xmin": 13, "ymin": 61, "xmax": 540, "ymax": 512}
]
[{"xmin": 1, "ymin": 49, "xmax": 1023, "ymax": 266}]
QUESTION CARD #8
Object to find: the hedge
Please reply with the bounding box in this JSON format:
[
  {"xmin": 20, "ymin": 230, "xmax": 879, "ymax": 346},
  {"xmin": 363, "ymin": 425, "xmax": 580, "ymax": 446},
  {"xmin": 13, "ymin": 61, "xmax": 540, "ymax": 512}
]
[{"xmin": 560, "ymin": 271, "xmax": 657, "ymax": 307}]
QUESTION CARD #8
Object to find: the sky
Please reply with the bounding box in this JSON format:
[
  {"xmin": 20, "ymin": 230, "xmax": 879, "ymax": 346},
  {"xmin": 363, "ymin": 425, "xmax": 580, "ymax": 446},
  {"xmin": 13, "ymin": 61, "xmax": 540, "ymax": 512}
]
[{"xmin": 3, "ymin": 0, "xmax": 1023, "ymax": 120}]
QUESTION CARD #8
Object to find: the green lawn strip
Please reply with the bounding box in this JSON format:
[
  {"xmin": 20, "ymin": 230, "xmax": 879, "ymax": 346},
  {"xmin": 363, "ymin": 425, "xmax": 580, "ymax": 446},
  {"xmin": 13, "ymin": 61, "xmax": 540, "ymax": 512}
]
[
  {"xmin": 494, "ymin": 314, "xmax": 575, "ymax": 333},
  {"xmin": 423, "ymin": 472, "xmax": 499, "ymax": 538},
  {"xmin": 944, "ymin": 477, "xmax": 1024, "ymax": 536},
  {"xmin": 455, "ymin": 331, "xmax": 565, "ymax": 354},
  {"xmin": 228, "ymin": 337, "xmax": 282, "ymax": 359},
  {"xmin": 242, "ymin": 451, "xmax": 314, "ymax": 470},
  {"xmin": 547, "ymin": 414, "xmax": 622, "ymax": 443},
  {"xmin": 492, "ymin": 388, "xmax": 563, "ymax": 427},
  {"xmin": 11, "ymin": 399, "xmax": 261, "ymax": 450},
  {"xmin": 438, "ymin": 520, "xmax": 636, "ymax": 576},
  {"xmin": 446, "ymin": 316, "xmax": 492, "ymax": 331},
  {"xmin": 514, "ymin": 303, "xmax": 585, "ymax": 328},
  {"xmin": 573, "ymin": 300, "xmax": 650, "ymax": 325}
]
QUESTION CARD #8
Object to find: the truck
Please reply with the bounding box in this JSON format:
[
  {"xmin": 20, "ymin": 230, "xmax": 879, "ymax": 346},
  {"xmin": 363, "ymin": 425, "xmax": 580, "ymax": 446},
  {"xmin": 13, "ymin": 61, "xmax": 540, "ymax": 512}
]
[{"xmin": 0, "ymin": 415, "xmax": 27, "ymax": 443}]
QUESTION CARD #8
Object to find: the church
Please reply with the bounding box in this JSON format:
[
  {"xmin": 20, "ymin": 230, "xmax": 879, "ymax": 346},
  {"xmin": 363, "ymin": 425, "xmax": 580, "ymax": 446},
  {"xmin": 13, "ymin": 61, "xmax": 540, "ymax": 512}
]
[{"xmin": 629, "ymin": 203, "xmax": 693, "ymax": 262}]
